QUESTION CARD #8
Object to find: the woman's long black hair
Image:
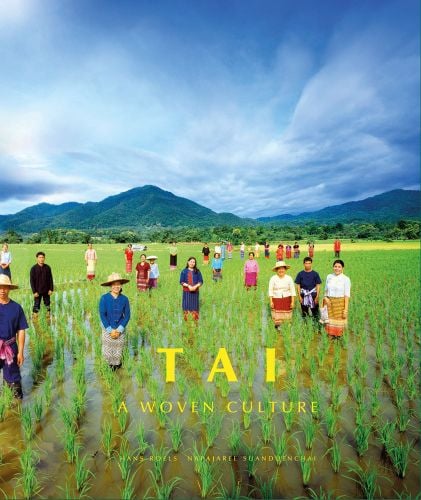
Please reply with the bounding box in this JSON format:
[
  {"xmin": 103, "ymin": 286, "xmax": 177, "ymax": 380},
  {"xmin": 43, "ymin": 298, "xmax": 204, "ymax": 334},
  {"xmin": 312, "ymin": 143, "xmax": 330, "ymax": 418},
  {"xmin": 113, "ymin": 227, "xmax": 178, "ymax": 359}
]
[{"xmin": 185, "ymin": 256, "xmax": 199, "ymax": 273}]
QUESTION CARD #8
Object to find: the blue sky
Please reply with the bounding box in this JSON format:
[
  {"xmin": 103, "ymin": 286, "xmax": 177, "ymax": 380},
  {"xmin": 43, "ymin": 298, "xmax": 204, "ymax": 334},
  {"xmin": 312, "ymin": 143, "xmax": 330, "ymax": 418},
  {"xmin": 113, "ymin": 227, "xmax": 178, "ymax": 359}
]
[{"xmin": 0, "ymin": 0, "xmax": 419, "ymax": 217}]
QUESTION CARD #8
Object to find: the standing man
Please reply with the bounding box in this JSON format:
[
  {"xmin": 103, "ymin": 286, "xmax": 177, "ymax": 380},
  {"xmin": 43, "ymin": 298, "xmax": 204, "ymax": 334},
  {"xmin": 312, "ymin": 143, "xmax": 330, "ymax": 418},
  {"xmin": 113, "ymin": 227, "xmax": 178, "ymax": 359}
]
[
  {"xmin": 295, "ymin": 257, "xmax": 322, "ymax": 319},
  {"xmin": 334, "ymin": 238, "xmax": 341, "ymax": 258},
  {"xmin": 0, "ymin": 275, "xmax": 28, "ymax": 399},
  {"xmin": 30, "ymin": 251, "xmax": 54, "ymax": 317}
]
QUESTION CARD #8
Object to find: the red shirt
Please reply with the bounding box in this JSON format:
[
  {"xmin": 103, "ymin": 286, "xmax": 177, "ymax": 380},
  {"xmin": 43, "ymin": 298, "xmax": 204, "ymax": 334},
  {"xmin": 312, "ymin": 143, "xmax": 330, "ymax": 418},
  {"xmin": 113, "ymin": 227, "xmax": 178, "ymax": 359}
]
[
  {"xmin": 125, "ymin": 249, "xmax": 134, "ymax": 261},
  {"xmin": 334, "ymin": 240, "xmax": 341, "ymax": 251},
  {"xmin": 136, "ymin": 262, "xmax": 150, "ymax": 278}
]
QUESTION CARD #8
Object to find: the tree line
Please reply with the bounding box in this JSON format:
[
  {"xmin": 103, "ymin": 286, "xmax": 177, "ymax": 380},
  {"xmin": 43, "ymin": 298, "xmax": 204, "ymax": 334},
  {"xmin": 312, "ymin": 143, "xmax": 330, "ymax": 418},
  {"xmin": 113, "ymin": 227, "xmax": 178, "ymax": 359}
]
[{"xmin": 1, "ymin": 220, "xmax": 419, "ymax": 245}]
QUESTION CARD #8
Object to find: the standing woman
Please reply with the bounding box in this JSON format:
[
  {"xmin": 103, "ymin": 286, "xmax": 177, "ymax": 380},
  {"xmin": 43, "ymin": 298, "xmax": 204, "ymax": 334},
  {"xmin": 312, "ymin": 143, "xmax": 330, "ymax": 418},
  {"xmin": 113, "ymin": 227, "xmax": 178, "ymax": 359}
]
[
  {"xmin": 147, "ymin": 256, "xmax": 160, "ymax": 289},
  {"xmin": 244, "ymin": 252, "xmax": 259, "ymax": 290},
  {"xmin": 0, "ymin": 243, "xmax": 12, "ymax": 279},
  {"xmin": 135, "ymin": 254, "xmax": 151, "ymax": 292},
  {"xmin": 99, "ymin": 273, "xmax": 130, "ymax": 370},
  {"xmin": 276, "ymin": 244, "xmax": 284, "ymax": 261},
  {"xmin": 308, "ymin": 242, "xmax": 315, "ymax": 258},
  {"xmin": 240, "ymin": 242, "xmax": 245, "ymax": 260},
  {"xmin": 286, "ymin": 244, "xmax": 292, "ymax": 259},
  {"xmin": 124, "ymin": 244, "xmax": 134, "ymax": 274},
  {"xmin": 264, "ymin": 241, "xmax": 270, "ymax": 259},
  {"xmin": 169, "ymin": 242, "xmax": 178, "ymax": 270},
  {"xmin": 322, "ymin": 260, "xmax": 351, "ymax": 337},
  {"xmin": 180, "ymin": 257, "xmax": 203, "ymax": 321},
  {"xmin": 227, "ymin": 242, "xmax": 233, "ymax": 259},
  {"xmin": 211, "ymin": 252, "xmax": 223, "ymax": 282},
  {"xmin": 84, "ymin": 243, "xmax": 97, "ymax": 281},
  {"xmin": 268, "ymin": 261, "xmax": 296, "ymax": 329}
]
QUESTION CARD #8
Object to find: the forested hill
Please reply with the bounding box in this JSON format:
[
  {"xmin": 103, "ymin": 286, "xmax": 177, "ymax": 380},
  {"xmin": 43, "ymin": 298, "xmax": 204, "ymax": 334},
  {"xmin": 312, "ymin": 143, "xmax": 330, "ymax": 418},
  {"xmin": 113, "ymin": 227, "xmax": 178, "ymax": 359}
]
[
  {"xmin": 0, "ymin": 185, "xmax": 250, "ymax": 232},
  {"xmin": 257, "ymin": 189, "xmax": 420, "ymax": 224},
  {"xmin": 0, "ymin": 186, "xmax": 418, "ymax": 234}
]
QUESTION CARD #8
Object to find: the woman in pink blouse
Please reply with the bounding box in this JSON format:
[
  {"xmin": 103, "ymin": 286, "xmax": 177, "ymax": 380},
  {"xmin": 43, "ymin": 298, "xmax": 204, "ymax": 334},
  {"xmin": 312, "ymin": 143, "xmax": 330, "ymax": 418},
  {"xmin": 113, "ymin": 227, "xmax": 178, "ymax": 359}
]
[{"xmin": 244, "ymin": 252, "xmax": 259, "ymax": 290}]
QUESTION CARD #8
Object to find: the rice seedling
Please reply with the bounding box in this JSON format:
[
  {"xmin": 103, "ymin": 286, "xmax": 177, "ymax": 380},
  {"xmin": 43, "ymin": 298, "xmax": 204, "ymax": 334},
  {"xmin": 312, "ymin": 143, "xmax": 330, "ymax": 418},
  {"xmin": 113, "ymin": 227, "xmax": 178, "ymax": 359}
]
[
  {"xmin": 253, "ymin": 471, "xmax": 278, "ymax": 500},
  {"xmin": 75, "ymin": 451, "xmax": 94, "ymax": 492},
  {"xmin": 345, "ymin": 460, "xmax": 381, "ymax": 500},
  {"xmin": 63, "ymin": 428, "xmax": 78, "ymax": 464},
  {"xmin": 215, "ymin": 468, "xmax": 245, "ymax": 500},
  {"xmin": 272, "ymin": 429, "xmax": 288, "ymax": 465},
  {"xmin": 283, "ymin": 407, "xmax": 295, "ymax": 432},
  {"xmin": 307, "ymin": 486, "xmax": 338, "ymax": 500},
  {"xmin": 295, "ymin": 442, "xmax": 312, "ymax": 487},
  {"xmin": 17, "ymin": 445, "xmax": 41, "ymax": 500},
  {"xmin": 101, "ymin": 419, "xmax": 114, "ymax": 459},
  {"xmin": 20, "ymin": 405, "xmax": 35, "ymax": 442},
  {"xmin": 191, "ymin": 441, "xmax": 209, "ymax": 474},
  {"xmin": 33, "ymin": 395, "xmax": 43, "ymax": 422},
  {"xmin": 150, "ymin": 443, "xmax": 170, "ymax": 482},
  {"xmin": 259, "ymin": 416, "xmax": 273, "ymax": 444},
  {"xmin": 406, "ymin": 371, "xmax": 417, "ymax": 400},
  {"xmin": 197, "ymin": 460, "xmax": 218, "ymax": 499},
  {"xmin": 377, "ymin": 420, "xmax": 395, "ymax": 449},
  {"xmin": 134, "ymin": 421, "xmax": 149, "ymax": 455},
  {"xmin": 324, "ymin": 406, "xmax": 338, "ymax": 439},
  {"xmin": 118, "ymin": 438, "xmax": 132, "ymax": 481},
  {"xmin": 168, "ymin": 418, "xmax": 183, "ymax": 452},
  {"xmin": 228, "ymin": 420, "xmax": 242, "ymax": 456},
  {"xmin": 326, "ymin": 439, "xmax": 341, "ymax": 473},
  {"xmin": 244, "ymin": 443, "xmax": 261, "ymax": 478},
  {"xmin": 387, "ymin": 440, "xmax": 413, "ymax": 478},
  {"xmin": 243, "ymin": 412, "xmax": 251, "ymax": 430},
  {"xmin": 120, "ymin": 470, "xmax": 137, "ymax": 500},
  {"xmin": 205, "ymin": 412, "xmax": 223, "ymax": 448},
  {"xmin": 156, "ymin": 399, "xmax": 168, "ymax": 429},
  {"xmin": 118, "ymin": 407, "xmax": 128, "ymax": 433},
  {"xmin": 148, "ymin": 469, "xmax": 183, "ymax": 499},
  {"xmin": 396, "ymin": 407, "xmax": 411, "ymax": 432},
  {"xmin": 301, "ymin": 415, "xmax": 317, "ymax": 450}
]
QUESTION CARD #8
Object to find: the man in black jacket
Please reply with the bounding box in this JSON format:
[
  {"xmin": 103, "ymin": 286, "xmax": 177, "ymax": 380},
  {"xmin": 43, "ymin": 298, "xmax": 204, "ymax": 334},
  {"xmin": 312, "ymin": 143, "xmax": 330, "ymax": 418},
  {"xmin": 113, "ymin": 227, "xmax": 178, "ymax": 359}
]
[{"xmin": 30, "ymin": 251, "xmax": 54, "ymax": 315}]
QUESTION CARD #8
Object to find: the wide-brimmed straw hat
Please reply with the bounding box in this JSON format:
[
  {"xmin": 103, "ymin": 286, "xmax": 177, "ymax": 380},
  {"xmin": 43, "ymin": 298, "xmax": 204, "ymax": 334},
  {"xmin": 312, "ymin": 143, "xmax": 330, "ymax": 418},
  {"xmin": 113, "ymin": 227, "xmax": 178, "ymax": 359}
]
[
  {"xmin": 101, "ymin": 272, "xmax": 130, "ymax": 286},
  {"xmin": 272, "ymin": 260, "xmax": 290, "ymax": 271},
  {"xmin": 0, "ymin": 274, "xmax": 19, "ymax": 289},
  {"xmin": 146, "ymin": 255, "xmax": 158, "ymax": 260}
]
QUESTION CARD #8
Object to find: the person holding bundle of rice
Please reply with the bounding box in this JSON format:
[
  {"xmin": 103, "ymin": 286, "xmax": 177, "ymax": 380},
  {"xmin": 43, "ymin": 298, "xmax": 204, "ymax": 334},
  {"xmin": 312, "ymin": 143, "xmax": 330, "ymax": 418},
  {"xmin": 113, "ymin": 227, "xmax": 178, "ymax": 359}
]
[
  {"xmin": 268, "ymin": 261, "xmax": 296, "ymax": 329},
  {"xmin": 321, "ymin": 260, "xmax": 351, "ymax": 337}
]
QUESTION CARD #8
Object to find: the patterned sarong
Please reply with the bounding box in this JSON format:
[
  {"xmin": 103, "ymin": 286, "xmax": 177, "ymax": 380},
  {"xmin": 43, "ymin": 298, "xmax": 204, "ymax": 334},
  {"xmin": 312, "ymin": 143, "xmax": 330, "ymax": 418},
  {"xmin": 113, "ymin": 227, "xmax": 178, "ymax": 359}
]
[
  {"xmin": 102, "ymin": 329, "xmax": 126, "ymax": 366},
  {"xmin": 245, "ymin": 272, "xmax": 257, "ymax": 287},
  {"xmin": 137, "ymin": 277, "xmax": 149, "ymax": 291},
  {"xmin": 125, "ymin": 260, "xmax": 133, "ymax": 273},
  {"xmin": 271, "ymin": 297, "xmax": 292, "ymax": 325},
  {"xmin": 325, "ymin": 297, "xmax": 347, "ymax": 337},
  {"xmin": 86, "ymin": 260, "xmax": 96, "ymax": 280},
  {"xmin": 212, "ymin": 269, "xmax": 222, "ymax": 281},
  {"xmin": 170, "ymin": 254, "xmax": 177, "ymax": 269}
]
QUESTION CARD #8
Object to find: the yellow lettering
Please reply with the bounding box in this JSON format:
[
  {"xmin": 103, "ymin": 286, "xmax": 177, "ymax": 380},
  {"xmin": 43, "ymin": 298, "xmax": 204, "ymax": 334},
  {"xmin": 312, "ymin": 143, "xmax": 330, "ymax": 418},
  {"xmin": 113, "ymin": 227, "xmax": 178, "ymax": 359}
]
[
  {"xmin": 207, "ymin": 348, "xmax": 237, "ymax": 382},
  {"xmin": 266, "ymin": 348, "xmax": 276, "ymax": 382},
  {"xmin": 118, "ymin": 401, "xmax": 128, "ymax": 413},
  {"xmin": 157, "ymin": 348, "xmax": 184, "ymax": 382}
]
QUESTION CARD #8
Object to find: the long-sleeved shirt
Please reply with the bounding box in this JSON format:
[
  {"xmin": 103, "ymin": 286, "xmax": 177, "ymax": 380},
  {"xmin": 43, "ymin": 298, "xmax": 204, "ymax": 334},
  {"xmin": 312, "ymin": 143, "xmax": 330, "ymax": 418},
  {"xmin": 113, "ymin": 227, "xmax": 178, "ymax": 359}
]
[
  {"xmin": 211, "ymin": 258, "xmax": 223, "ymax": 270},
  {"xmin": 99, "ymin": 292, "xmax": 131, "ymax": 333},
  {"xmin": 30, "ymin": 264, "xmax": 54, "ymax": 294},
  {"xmin": 244, "ymin": 260, "xmax": 259, "ymax": 274},
  {"xmin": 268, "ymin": 274, "xmax": 296, "ymax": 298}
]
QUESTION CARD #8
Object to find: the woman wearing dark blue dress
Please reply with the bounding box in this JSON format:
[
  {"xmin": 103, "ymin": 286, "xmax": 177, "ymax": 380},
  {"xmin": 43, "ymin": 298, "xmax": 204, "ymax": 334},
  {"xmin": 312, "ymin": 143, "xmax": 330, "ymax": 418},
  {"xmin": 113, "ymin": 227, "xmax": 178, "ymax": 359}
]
[{"xmin": 179, "ymin": 257, "xmax": 203, "ymax": 321}]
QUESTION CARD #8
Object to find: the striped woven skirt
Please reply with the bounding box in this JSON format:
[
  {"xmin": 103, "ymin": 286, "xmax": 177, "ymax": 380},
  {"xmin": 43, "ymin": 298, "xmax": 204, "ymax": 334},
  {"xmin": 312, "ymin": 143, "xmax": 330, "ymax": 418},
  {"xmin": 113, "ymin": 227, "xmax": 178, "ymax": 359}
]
[
  {"xmin": 212, "ymin": 269, "xmax": 222, "ymax": 281},
  {"xmin": 86, "ymin": 260, "xmax": 96, "ymax": 280},
  {"xmin": 245, "ymin": 272, "xmax": 257, "ymax": 287},
  {"xmin": 182, "ymin": 291, "xmax": 199, "ymax": 320},
  {"xmin": 149, "ymin": 278, "xmax": 158, "ymax": 288},
  {"xmin": 102, "ymin": 329, "xmax": 126, "ymax": 366},
  {"xmin": 137, "ymin": 276, "xmax": 149, "ymax": 291},
  {"xmin": 170, "ymin": 254, "xmax": 177, "ymax": 269},
  {"xmin": 325, "ymin": 297, "xmax": 347, "ymax": 337},
  {"xmin": 125, "ymin": 260, "xmax": 133, "ymax": 273},
  {"xmin": 271, "ymin": 297, "xmax": 293, "ymax": 325}
]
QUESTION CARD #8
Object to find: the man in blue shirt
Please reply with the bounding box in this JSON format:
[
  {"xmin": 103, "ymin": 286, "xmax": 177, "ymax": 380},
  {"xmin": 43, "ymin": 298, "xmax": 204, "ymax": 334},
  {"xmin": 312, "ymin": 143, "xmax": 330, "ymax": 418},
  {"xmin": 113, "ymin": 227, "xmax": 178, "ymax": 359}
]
[
  {"xmin": 0, "ymin": 275, "xmax": 29, "ymax": 399},
  {"xmin": 295, "ymin": 257, "xmax": 322, "ymax": 319}
]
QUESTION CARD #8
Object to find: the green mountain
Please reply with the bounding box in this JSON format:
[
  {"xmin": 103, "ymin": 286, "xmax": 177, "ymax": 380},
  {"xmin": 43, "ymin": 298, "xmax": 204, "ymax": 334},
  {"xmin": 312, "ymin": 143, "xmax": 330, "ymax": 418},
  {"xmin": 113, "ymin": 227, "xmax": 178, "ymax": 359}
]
[
  {"xmin": 257, "ymin": 189, "xmax": 420, "ymax": 223},
  {"xmin": 0, "ymin": 185, "xmax": 250, "ymax": 232}
]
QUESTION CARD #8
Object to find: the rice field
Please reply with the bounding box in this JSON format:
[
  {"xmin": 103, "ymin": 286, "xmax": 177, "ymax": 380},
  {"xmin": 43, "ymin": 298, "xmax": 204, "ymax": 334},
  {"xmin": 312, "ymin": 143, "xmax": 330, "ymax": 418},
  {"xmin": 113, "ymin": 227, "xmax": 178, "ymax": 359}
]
[{"xmin": 0, "ymin": 242, "xmax": 419, "ymax": 499}]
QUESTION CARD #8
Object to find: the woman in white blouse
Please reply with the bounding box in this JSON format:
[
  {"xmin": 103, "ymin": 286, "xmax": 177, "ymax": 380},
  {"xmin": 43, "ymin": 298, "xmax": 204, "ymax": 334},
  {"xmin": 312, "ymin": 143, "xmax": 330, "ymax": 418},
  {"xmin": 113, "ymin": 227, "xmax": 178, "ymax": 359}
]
[
  {"xmin": 268, "ymin": 260, "xmax": 296, "ymax": 329},
  {"xmin": 0, "ymin": 243, "xmax": 12, "ymax": 279},
  {"xmin": 322, "ymin": 259, "xmax": 351, "ymax": 337}
]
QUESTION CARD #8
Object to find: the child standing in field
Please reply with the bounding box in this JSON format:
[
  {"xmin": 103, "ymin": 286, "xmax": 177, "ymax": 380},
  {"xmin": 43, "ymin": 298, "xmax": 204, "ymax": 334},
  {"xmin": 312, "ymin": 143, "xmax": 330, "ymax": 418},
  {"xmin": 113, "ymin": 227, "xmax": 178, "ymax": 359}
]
[
  {"xmin": 147, "ymin": 256, "xmax": 159, "ymax": 290},
  {"xmin": 211, "ymin": 252, "xmax": 223, "ymax": 282}
]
